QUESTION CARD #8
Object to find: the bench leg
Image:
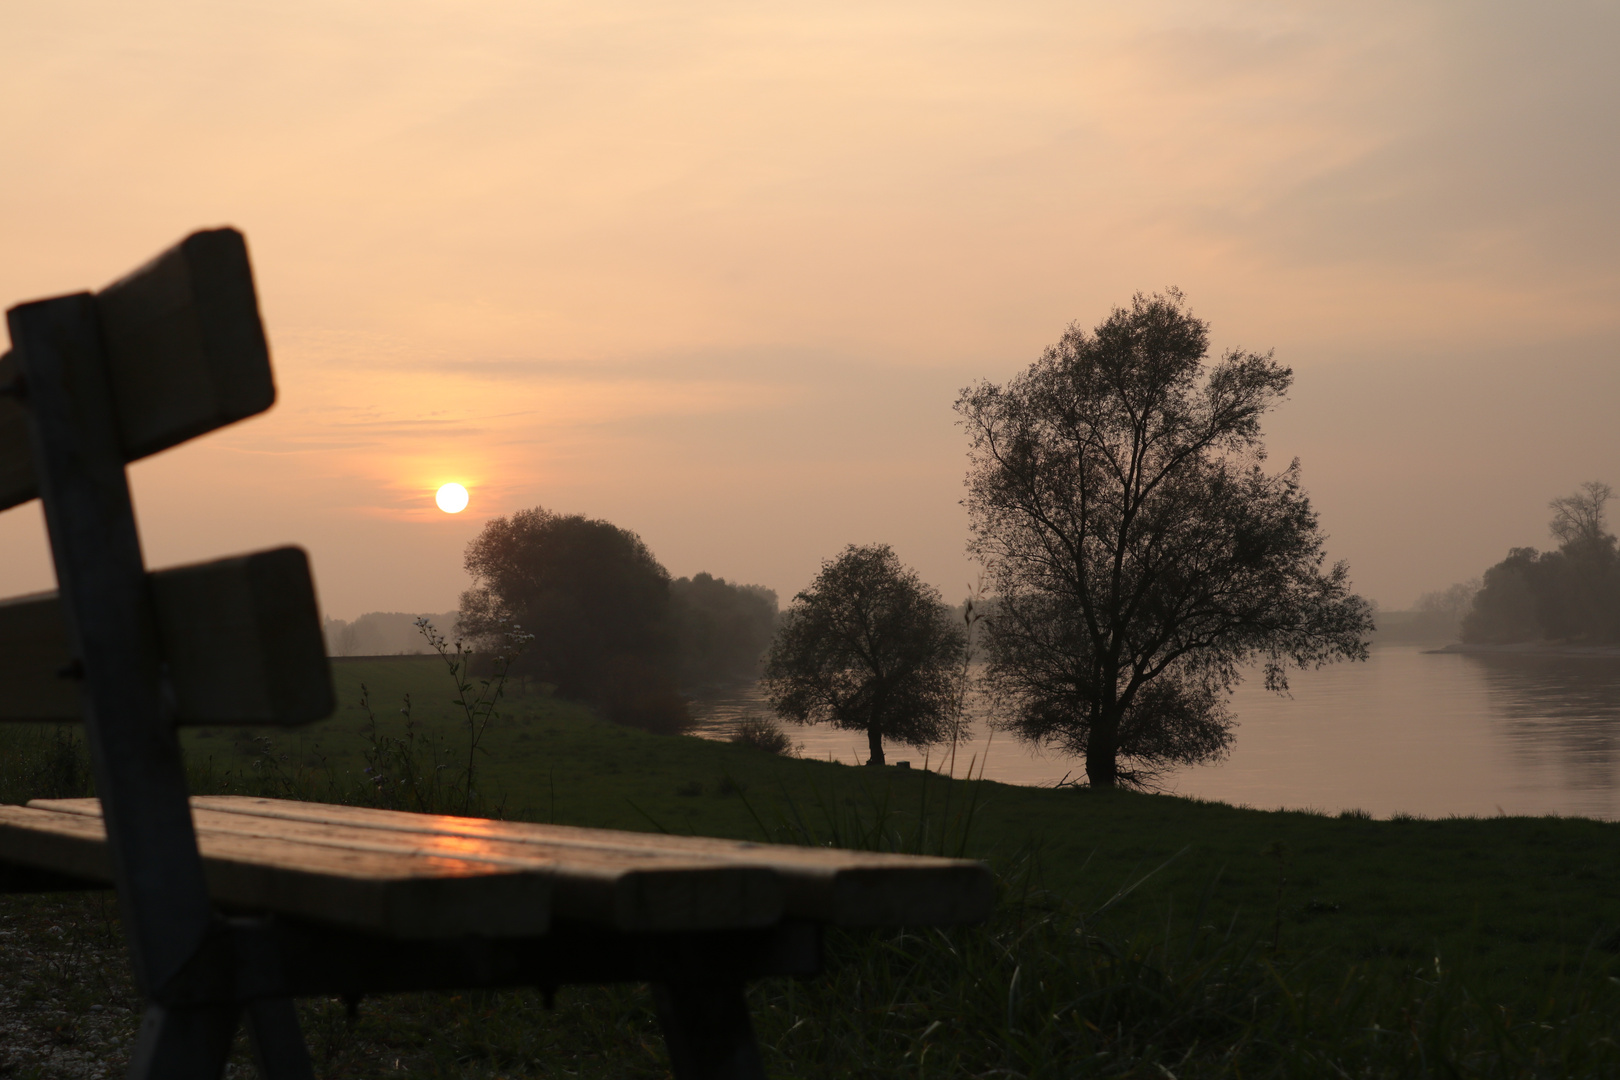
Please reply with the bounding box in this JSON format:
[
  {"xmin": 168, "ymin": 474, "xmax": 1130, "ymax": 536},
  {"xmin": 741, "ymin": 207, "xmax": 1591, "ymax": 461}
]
[
  {"xmin": 246, "ymin": 997, "xmax": 317, "ymax": 1080},
  {"xmin": 652, "ymin": 980, "xmax": 768, "ymax": 1080},
  {"xmin": 126, "ymin": 1002, "xmax": 238, "ymax": 1080}
]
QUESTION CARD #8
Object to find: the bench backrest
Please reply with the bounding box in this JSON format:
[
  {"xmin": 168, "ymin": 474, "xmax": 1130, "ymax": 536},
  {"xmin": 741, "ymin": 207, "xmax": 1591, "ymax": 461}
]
[{"xmin": 2, "ymin": 229, "xmax": 333, "ymax": 998}]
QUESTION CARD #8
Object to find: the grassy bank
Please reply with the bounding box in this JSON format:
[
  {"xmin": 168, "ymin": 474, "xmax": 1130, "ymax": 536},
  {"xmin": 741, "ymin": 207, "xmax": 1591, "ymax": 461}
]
[
  {"xmin": 197, "ymin": 657, "xmax": 1620, "ymax": 1005},
  {"xmin": 4, "ymin": 656, "xmax": 1620, "ymax": 1076}
]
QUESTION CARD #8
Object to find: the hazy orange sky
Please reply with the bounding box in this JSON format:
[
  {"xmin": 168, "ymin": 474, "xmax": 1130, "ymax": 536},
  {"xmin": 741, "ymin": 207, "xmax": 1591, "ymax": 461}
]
[{"xmin": 3, "ymin": 1, "xmax": 1616, "ymax": 620}]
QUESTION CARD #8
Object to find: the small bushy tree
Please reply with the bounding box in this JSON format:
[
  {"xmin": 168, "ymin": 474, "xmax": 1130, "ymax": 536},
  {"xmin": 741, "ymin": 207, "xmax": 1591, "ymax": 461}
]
[{"xmin": 763, "ymin": 545, "xmax": 966, "ymax": 766}]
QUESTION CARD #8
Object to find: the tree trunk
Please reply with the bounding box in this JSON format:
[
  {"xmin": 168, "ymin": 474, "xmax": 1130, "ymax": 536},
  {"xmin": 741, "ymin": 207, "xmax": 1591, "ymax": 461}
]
[
  {"xmin": 1085, "ymin": 717, "xmax": 1118, "ymax": 788},
  {"xmin": 866, "ymin": 725, "xmax": 885, "ymax": 766}
]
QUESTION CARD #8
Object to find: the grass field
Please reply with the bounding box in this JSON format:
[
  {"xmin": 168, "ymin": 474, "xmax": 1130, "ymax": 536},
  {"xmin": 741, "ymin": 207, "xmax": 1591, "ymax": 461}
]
[
  {"xmin": 4, "ymin": 655, "xmax": 1620, "ymax": 1076},
  {"xmin": 196, "ymin": 657, "xmax": 1620, "ymax": 1000}
]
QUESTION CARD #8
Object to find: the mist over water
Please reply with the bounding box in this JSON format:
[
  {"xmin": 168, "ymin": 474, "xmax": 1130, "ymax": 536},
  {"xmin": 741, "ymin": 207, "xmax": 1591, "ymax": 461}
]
[{"xmin": 688, "ymin": 646, "xmax": 1620, "ymax": 821}]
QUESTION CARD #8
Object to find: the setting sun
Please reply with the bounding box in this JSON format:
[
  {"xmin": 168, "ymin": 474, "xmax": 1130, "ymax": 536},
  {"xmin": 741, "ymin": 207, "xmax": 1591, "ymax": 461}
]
[{"xmin": 435, "ymin": 483, "xmax": 469, "ymax": 514}]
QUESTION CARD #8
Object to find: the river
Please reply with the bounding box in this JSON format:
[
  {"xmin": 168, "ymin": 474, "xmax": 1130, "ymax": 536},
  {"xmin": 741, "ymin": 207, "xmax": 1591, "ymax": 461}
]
[{"xmin": 686, "ymin": 644, "xmax": 1620, "ymax": 820}]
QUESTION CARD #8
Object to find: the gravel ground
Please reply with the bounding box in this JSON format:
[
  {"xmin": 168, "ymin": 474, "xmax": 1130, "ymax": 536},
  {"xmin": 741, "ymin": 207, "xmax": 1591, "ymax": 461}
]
[
  {"xmin": 0, "ymin": 891, "xmax": 668, "ymax": 1079},
  {"xmin": 0, "ymin": 892, "xmax": 141, "ymax": 1079}
]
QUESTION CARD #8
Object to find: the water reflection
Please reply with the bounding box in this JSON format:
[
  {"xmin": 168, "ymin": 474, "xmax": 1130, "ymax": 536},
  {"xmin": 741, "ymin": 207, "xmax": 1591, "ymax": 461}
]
[
  {"xmin": 687, "ymin": 646, "xmax": 1620, "ymax": 820},
  {"xmin": 1471, "ymin": 654, "xmax": 1620, "ymax": 801}
]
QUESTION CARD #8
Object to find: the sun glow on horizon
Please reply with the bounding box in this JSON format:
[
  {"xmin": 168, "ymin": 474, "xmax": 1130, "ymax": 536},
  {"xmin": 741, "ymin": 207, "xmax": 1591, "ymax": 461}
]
[{"xmin": 435, "ymin": 483, "xmax": 469, "ymax": 514}]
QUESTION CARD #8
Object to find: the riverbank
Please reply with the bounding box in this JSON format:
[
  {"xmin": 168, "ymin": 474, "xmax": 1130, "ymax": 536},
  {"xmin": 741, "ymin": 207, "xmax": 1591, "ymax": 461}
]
[
  {"xmin": 694, "ymin": 644, "xmax": 1620, "ymax": 818},
  {"xmin": 1430, "ymin": 641, "xmax": 1620, "ymax": 658}
]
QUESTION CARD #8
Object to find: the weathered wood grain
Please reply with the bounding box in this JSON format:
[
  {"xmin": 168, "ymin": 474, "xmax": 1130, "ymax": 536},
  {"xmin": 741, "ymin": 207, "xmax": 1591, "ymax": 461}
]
[
  {"xmin": 188, "ymin": 796, "xmax": 996, "ymax": 926},
  {"xmin": 0, "ymin": 804, "xmax": 552, "ymax": 938},
  {"xmin": 0, "ymin": 547, "xmax": 333, "ymax": 726},
  {"xmin": 29, "ymin": 798, "xmax": 784, "ymax": 933},
  {"xmin": 0, "ymin": 228, "xmax": 272, "ymax": 512}
]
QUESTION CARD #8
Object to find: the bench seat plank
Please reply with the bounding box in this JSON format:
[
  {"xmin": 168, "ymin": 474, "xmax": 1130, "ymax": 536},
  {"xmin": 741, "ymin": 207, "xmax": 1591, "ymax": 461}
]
[
  {"xmin": 4, "ymin": 795, "xmax": 991, "ymax": 938},
  {"xmin": 0, "ymin": 804, "xmax": 551, "ymax": 938},
  {"xmin": 185, "ymin": 796, "xmax": 996, "ymax": 926},
  {"xmin": 31, "ymin": 798, "xmax": 782, "ymax": 933}
]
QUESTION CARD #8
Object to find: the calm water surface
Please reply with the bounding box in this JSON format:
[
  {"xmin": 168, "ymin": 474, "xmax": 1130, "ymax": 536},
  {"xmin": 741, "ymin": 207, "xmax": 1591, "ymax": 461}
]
[{"xmin": 687, "ymin": 645, "xmax": 1620, "ymax": 820}]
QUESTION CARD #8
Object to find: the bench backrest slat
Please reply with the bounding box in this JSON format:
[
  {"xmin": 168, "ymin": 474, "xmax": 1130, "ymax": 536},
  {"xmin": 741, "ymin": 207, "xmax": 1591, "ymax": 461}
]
[
  {"xmin": 0, "ymin": 228, "xmax": 273, "ymax": 512},
  {"xmin": 0, "ymin": 547, "xmax": 332, "ymax": 726}
]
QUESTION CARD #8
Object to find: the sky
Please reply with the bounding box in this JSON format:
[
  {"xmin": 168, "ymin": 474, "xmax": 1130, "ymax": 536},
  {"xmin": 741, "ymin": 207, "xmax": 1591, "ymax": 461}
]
[{"xmin": 1, "ymin": 0, "xmax": 1616, "ymax": 620}]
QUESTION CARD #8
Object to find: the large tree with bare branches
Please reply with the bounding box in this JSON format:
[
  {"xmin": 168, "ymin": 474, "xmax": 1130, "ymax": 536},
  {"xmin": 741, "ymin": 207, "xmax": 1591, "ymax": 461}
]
[{"xmin": 956, "ymin": 290, "xmax": 1372, "ymax": 788}]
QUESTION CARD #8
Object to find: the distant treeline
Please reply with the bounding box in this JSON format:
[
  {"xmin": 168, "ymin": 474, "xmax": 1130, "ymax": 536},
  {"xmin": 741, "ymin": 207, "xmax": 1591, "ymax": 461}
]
[
  {"xmin": 331, "ymin": 582, "xmax": 775, "ymax": 671},
  {"xmin": 328, "ymin": 573, "xmax": 777, "ymax": 697},
  {"xmin": 670, "ymin": 572, "xmax": 780, "ymax": 688},
  {"xmin": 445, "ymin": 507, "xmax": 778, "ymax": 732},
  {"xmin": 1368, "ymin": 609, "xmax": 1464, "ymax": 644},
  {"xmin": 1408, "ymin": 482, "xmax": 1620, "ymax": 647},
  {"xmin": 323, "ymin": 611, "xmax": 459, "ymax": 656},
  {"xmin": 1461, "ymin": 482, "xmax": 1620, "ymax": 644}
]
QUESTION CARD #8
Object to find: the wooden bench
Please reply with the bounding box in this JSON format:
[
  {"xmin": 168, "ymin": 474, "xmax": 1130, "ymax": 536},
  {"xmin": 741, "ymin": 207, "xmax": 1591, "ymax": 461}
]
[{"xmin": 0, "ymin": 229, "xmax": 994, "ymax": 1079}]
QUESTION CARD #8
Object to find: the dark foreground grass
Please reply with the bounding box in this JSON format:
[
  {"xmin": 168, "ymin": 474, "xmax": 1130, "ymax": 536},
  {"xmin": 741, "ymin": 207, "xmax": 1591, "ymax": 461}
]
[
  {"xmin": 3, "ymin": 657, "xmax": 1620, "ymax": 1076},
  {"xmin": 5, "ymin": 873, "xmax": 1620, "ymax": 1078}
]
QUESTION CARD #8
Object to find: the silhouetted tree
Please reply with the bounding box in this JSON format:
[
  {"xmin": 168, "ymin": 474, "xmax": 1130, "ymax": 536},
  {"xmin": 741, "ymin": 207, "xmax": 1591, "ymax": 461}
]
[
  {"xmin": 1462, "ymin": 482, "xmax": 1620, "ymax": 644},
  {"xmin": 1550, "ymin": 482, "xmax": 1614, "ymax": 550},
  {"xmin": 763, "ymin": 545, "xmax": 966, "ymax": 766},
  {"xmin": 459, "ymin": 508, "xmax": 690, "ymax": 733},
  {"xmin": 1460, "ymin": 548, "xmax": 1544, "ymax": 643},
  {"xmin": 670, "ymin": 573, "xmax": 778, "ymax": 688},
  {"xmin": 956, "ymin": 290, "xmax": 1373, "ymax": 789}
]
